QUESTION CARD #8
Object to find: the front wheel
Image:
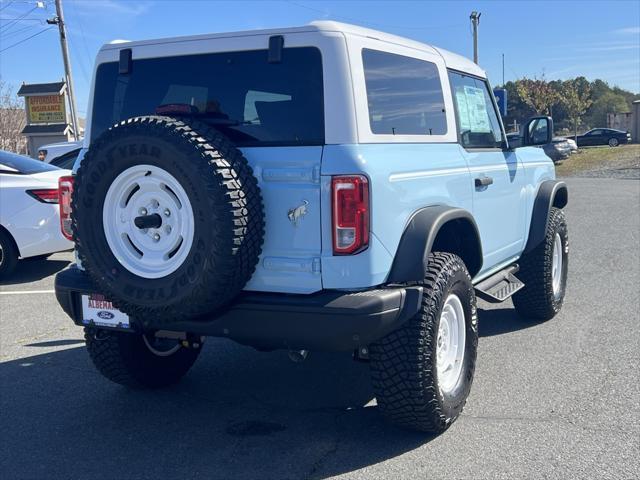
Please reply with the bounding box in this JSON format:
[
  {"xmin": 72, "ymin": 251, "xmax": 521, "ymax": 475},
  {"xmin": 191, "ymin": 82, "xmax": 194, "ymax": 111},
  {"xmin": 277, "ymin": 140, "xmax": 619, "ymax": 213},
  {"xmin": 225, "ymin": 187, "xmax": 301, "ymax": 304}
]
[
  {"xmin": 513, "ymin": 207, "xmax": 568, "ymax": 320},
  {"xmin": 85, "ymin": 328, "xmax": 202, "ymax": 388},
  {"xmin": 369, "ymin": 252, "xmax": 478, "ymax": 433}
]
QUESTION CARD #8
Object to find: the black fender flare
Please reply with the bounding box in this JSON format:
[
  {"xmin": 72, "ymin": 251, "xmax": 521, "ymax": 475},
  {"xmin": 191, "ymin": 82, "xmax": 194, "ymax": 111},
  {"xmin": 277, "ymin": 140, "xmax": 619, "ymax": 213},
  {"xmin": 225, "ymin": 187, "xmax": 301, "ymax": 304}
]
[
  {"xmin": 387, "ymin": 206, "xmax": 483, "ymax": 283},
  {"xmin": 524, "ymin": 180, "xmax": 568, "ymax": 253}
]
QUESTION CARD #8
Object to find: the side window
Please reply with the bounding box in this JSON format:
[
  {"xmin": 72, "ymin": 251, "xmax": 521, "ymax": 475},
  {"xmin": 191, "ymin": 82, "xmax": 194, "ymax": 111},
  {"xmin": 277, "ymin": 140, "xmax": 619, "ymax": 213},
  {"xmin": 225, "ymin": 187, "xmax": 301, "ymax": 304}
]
[
  {"xmin": 448, "ymin": 71, "xmax": 503, "ymax": 149},
  {"xmin": 362, "ymin": 49, "xmax": 447, "ymax": 136}
]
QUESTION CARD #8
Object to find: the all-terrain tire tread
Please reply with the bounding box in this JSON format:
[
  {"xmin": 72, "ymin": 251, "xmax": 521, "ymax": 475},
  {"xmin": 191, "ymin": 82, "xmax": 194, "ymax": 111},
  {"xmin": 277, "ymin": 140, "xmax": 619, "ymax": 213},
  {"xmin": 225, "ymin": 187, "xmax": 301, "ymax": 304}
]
[
  {"xmin": 73, "ymin": 116, "xmax": 264, "ymax": 321},
  {"xmin": 369, "ymin": 252, "xmax": 478, "ymax": 432},
  {"xmin": 513, "ymin": 207, "xmax": 568, "ymax": 320},
  {"xmin": 84, "ymin": 328, "xmax": 200, "ymax": 388}
]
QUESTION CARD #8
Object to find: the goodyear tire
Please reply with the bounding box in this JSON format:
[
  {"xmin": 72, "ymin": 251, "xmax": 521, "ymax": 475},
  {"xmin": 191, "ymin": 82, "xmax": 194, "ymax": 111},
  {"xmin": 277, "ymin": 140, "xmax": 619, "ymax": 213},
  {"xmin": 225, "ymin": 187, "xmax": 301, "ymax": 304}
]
[
  {"xmin": 369, "ymin": 252, "xmax": 478, "ymax": 433},
  {"xmin": 73, "ymin": 116, "xmax": 264, "ymax": 321},
  {"xmin": 513, "ymin": 207, "xmax": 568, "ymax": 321},
  {"xmin": 84, "ymin": 328, "xmax": 201, "ymax": 388}
]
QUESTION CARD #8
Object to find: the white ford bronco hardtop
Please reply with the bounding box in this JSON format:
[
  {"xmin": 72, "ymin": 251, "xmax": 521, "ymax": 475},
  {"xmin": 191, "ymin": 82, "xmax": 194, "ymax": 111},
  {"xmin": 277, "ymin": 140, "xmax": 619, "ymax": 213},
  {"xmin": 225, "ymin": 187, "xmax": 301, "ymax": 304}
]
[{"xmin": 55, "ymin": 21, "xmax": 569, "ymax": 433}]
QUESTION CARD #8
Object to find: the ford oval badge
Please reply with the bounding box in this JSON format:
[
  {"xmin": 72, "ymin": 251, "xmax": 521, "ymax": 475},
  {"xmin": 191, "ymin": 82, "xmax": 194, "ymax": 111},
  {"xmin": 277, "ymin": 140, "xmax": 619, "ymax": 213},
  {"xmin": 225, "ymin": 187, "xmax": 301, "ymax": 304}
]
[{"xmin": 97, "ymin": 311, "xmax": 115, "ymax": 320}]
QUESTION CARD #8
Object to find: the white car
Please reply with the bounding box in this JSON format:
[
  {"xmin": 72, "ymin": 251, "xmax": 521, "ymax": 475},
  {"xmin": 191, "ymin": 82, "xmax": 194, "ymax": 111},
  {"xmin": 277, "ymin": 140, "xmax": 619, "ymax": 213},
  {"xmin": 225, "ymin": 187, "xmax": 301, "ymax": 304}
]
[
  {"xmin": 37, "ymin": 140, "xmax": 82, "ymax": 165},
  {"xmin": 0, "ymin": 150, "xmax": 73, "ymax": 277}
]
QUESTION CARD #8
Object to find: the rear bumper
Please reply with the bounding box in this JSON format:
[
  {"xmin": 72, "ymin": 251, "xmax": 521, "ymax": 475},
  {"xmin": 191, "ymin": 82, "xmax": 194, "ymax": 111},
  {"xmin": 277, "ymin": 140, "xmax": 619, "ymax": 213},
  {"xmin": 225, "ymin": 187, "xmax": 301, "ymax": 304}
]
[{"xmin": 55, "ymin": 265, "xmax": 422, "ymax": 351}]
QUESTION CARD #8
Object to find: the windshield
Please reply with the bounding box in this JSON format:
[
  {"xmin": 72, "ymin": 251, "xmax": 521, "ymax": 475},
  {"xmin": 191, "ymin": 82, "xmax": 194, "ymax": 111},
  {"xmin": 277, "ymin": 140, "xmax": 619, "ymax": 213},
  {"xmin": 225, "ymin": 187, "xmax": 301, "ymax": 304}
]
[
  {"xmin": 91, "ymin": 47, "xmax": 324, "ymax": 147},
  {"xmin": 0, "ymin": 150, "xmax": 60, "ymax": 174}
]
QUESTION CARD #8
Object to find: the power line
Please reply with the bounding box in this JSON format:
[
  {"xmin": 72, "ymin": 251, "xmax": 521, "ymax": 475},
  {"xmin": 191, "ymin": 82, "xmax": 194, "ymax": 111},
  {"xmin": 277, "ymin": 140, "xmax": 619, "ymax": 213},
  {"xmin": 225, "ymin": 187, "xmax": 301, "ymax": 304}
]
[
  {"xmin": 69, "ymin": 0, "xmax": 92, "ymax": 77},
  {"xmin": 66, "ymin": 32, "xmax": 89, "ymax": 83},
  {"xmin": 0, "ymin": 22, "xmax": 38, "ymax": 38},
  {"xmin": 0, "ymin": 5, "xmax": 37, "ymax": 32},
  {"xmin": 0, "ymin": 2, "xmax": 15, "ymax": 13},
  {"xmin": 0, "ymin": 17, "xmax": 42, "ymax": 21},
  {"xmin": 0, "ymin": 24, "xmax": 51, "ymax": 52}
]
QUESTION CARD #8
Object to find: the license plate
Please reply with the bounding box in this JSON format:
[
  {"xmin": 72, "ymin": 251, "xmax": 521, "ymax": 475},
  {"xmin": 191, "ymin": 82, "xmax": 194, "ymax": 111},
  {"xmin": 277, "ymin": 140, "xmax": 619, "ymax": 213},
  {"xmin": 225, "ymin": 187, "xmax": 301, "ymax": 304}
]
[{"xmin": 81, "ymin": 294, "xmax": 130, "ymax": 329}]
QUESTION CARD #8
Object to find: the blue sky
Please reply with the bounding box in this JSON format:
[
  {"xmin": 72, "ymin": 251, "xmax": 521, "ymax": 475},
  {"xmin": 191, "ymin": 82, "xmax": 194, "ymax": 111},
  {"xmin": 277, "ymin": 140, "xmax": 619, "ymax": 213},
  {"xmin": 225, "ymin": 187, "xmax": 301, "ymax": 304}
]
[{"xmin": 1, "ymin": 0, "xmax": 639, "ymax": 117}]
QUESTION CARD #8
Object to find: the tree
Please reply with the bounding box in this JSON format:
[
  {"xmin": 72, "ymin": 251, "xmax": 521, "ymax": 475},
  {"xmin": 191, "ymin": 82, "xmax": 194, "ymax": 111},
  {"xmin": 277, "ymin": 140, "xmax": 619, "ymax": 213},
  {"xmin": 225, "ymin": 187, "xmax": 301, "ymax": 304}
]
[
  {"xmin": 501, "ymin": 80, "xmax": 535, "ymax": 132},
  {"xmin": 561, "ymin": 79, "xmax": 593, "ymax": 141},
  {"xmin": 515, "ymin": 76, "xmax": 560, "ymax": 116},
  {"xmin": 0, "ymin": 80, "xmax": 27, "ymax": 154},
  {"xmin": 587, "ymin": 91, "xmax": 629, "ymax": 128}
]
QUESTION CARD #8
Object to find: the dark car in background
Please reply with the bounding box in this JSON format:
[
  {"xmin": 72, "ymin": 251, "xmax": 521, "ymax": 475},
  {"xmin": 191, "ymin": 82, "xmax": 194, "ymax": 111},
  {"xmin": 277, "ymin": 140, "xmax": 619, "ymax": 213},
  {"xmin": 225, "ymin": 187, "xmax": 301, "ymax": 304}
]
[
  {"xmin": 573, "ymin": 128, "xmax": 631, "ymax": 147},
  {"xmin": 507, "ymin": 133, "xmax": 572, "ymax": 163}
]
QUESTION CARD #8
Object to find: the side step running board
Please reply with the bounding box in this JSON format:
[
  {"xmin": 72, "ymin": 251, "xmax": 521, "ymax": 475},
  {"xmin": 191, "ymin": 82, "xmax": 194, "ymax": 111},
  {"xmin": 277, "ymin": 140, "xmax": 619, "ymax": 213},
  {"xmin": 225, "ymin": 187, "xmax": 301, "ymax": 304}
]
[{"xmin": 474, "ymin": 264, "xmax": 524, "ymax": 303}]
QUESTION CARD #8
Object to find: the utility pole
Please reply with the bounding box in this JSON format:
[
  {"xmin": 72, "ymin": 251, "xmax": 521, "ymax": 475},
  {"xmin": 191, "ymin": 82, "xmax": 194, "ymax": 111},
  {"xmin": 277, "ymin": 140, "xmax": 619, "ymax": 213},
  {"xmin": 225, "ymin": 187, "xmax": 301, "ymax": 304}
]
[
  {"xmin": 502, "ymin": 53, "xmax": 505, "ymax": 85},
  {"xmin": 470, "ymin": 11, "xmax": 481, "ymax": 65},
  {"xmin": 47, "ymin": 0, "xmax": 79, "ymax": 140}
]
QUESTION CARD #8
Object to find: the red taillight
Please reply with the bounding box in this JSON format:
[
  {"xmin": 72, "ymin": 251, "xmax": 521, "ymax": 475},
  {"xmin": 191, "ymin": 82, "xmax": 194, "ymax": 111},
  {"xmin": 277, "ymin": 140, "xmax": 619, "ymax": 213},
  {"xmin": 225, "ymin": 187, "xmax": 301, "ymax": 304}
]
[
  {"xmin": 331, "ymin": 175, "xmax": 369, "ymax": 255},
  {"xmin": 58, "ymin": 176, "xmax": 74, "ymax": 241},
  {"xmin": 26, "ymin": 189, "xmax": 59, "ymax": 204}
]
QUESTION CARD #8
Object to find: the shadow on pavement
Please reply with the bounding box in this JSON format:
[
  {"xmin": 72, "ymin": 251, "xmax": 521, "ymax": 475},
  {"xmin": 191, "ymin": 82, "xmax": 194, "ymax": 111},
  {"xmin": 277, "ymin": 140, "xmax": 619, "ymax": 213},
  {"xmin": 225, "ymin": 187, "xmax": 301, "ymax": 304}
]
[
  {"xmin": 478, "ymin": 307, "xmax": 540, "ymax": 337},
  {"xmin": 0, "ymin": 257, "xmax": 70, "ymax": 286},
  {"xmin": 24, "ymin": 339, "xmax": 85, "ymax": 347},
  {"xmin": 0, "ymin": 339, "xmax": 431, "ymax": 479}
]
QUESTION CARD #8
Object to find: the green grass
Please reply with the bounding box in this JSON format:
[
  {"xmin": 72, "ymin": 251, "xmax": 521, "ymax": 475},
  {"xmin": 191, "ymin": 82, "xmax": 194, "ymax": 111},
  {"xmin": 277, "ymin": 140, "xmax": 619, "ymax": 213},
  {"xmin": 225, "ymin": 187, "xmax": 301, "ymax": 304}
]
[{"xmin": 555, "ymin": 144, "xmax": 640, "ymax": 176}]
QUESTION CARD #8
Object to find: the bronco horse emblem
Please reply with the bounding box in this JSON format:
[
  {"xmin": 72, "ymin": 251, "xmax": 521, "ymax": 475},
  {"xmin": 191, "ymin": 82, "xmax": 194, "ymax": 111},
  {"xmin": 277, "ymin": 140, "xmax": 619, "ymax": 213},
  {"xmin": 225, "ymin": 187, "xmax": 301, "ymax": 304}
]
[{"xmin": 288, "ymin": 200, "xmax": 309, "ymax": 227}]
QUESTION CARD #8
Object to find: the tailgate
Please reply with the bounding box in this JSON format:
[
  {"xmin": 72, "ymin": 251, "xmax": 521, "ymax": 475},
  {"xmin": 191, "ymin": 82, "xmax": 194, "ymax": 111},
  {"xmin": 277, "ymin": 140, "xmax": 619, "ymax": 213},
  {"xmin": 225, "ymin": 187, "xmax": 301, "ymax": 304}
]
[{"xmin": 241, "ymin": 146, "xmax": 323, "ymax": 293}]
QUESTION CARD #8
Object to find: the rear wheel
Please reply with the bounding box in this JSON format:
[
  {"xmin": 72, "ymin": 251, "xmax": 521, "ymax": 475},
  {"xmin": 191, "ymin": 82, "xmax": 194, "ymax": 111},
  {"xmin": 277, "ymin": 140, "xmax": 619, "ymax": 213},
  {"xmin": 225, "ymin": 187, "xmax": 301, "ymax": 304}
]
[
  {"xmin": 369, "ymin": 252, "xmax": 478, "ymax": 433},
  {"xmin": 608, "ymin": 138, "xmax": 619, "ymax": 147},
  {"xmin": 84, "ymin": 328, "xmax": 202, "ymax": 388},
  {"xmin": 0, "ymin": 229, "xmax": 19, "ymax": 279}
]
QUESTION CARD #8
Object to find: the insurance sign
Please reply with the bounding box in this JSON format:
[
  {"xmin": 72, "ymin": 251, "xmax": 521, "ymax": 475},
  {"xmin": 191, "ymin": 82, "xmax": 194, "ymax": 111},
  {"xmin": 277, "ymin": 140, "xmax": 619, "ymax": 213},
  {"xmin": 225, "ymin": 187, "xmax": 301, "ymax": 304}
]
[{"xmin": 27, "ymin": 94, "xmax": 66, "ymax": 123}]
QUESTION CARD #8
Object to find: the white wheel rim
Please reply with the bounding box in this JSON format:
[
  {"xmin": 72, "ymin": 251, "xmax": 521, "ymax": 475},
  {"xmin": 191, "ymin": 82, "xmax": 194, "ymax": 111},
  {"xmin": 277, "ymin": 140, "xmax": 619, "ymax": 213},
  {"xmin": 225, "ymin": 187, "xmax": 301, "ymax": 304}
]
[
  {"xmin": 436, "ymin": 293, "xmax": 466, "ymax": 394},
  {"xmin": 102, "ymin": 164, "xmax": 195, "ymax": 279},
  {"xmin": 552, "ymin": 233, "xmax": 563, "ymax": 297}
]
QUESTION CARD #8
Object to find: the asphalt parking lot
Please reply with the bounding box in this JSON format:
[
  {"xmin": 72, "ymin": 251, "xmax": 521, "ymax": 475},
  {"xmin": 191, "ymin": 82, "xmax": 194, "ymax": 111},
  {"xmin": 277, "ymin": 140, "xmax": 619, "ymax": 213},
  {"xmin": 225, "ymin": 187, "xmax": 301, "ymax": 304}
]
[{"xmin": 1, "ymin": 177, "xmax": 638, "ymax": 480}]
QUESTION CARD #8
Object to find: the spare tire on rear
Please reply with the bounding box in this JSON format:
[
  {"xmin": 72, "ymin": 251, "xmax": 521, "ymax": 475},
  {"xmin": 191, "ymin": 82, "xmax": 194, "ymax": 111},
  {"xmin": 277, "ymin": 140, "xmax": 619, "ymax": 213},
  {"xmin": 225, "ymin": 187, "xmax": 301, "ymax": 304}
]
[{"xmin": 73, "ymin": 116, "xmax": 264, "ymax": 321}]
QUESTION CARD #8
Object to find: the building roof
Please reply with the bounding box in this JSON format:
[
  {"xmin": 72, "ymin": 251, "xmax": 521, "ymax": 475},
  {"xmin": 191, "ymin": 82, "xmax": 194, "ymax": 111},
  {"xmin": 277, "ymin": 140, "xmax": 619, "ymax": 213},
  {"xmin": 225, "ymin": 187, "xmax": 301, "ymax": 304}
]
[
  {"xmin": 101, "ymin": 20, "xmax": 485, "ymax": 78},
  {"xmin": 17, "ymin": 82, "xmax": 66, "ymax": 97},
  {"xmin": 21, "ymin": 123, "xmax": 71, "ymax": 135}
]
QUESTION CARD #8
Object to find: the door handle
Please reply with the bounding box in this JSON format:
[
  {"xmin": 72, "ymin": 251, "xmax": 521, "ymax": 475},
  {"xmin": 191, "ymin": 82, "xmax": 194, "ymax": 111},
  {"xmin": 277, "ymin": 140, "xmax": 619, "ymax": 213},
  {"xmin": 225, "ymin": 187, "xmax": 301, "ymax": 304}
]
[{"xmin": 475, "ymin": 176, "xmax": 494, "ymax": 187}]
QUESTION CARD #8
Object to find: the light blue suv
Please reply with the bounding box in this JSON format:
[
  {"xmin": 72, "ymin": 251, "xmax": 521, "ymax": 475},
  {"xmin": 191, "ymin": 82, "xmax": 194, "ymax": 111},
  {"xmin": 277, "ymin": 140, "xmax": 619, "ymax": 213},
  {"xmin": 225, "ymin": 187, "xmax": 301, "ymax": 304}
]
[{"xmin": 55, "ymin": 21, "xmax": 569, "ymax": 433}]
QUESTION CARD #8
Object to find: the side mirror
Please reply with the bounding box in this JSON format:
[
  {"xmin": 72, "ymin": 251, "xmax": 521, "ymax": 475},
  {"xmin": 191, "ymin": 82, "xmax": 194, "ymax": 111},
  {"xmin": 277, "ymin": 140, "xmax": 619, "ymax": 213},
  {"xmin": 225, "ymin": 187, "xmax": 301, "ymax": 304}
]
[{"xmin": 523, "ymin": 116, "xmax": 553, "ymax": 146}]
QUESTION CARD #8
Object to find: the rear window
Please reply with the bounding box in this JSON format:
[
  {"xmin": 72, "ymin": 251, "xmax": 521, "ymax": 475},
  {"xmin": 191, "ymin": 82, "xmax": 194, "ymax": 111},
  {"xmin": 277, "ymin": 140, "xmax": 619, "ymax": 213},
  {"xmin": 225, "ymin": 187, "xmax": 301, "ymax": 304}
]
[
  {"xmin": 91, "ymin": 47, "xmax": 324, "ymax": 146},
  {"xmin": 0, "ymin": 151, "xmax": 59, "ymax": 174},
  {"xmin": 362, "ymin": 49, "xmax": 447, "ymax": 136}
]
